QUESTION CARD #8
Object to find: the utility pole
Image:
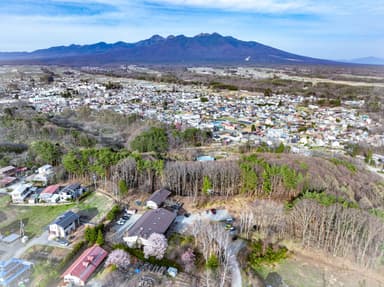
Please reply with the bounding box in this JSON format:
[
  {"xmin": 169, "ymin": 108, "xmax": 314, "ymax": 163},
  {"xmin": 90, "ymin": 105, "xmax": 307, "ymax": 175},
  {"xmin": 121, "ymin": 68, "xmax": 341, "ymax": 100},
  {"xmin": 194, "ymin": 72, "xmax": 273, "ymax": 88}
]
[{"xmin": 20, "ymin": 219, "xmax": 25, "ymax": 238}]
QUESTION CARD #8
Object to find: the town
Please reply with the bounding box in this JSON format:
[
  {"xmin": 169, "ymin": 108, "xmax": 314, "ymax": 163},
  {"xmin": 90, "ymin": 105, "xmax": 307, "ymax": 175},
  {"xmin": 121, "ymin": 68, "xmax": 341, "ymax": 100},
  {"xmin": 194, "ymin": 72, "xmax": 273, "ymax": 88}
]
[
  {"xmin": 0, "ymin": 64, "xmax": 383, "ymax": 287},
  {"xmin": 1, "ymin": 66, "xmax": 383, "ymax": 155}
]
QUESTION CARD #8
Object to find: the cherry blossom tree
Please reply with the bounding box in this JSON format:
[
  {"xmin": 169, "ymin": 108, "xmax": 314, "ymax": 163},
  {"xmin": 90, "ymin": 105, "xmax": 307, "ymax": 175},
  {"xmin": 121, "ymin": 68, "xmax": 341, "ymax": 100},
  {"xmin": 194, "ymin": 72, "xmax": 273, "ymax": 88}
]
[
  {"xmin": 181, "ymin": 248, "xmax": 196, "ymax": 272},
  {"xmin": 143, "ymin": 233, "xmax": 168, "ymax": 259},
  {"xmin": 105, "ymin": 249, "xmax": 131, "ymax": 270}
]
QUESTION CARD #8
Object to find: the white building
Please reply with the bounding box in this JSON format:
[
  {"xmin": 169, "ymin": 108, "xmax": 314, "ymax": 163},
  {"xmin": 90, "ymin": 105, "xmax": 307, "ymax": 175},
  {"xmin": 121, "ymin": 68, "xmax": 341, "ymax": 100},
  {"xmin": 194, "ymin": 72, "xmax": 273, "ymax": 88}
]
[
  {"xmin": 49, "ymin": 211, "xmax": 80, "ymax": 239},
  {"xmin": 11, "ymin": 183, "xmax": 33, "ymax": 203}
]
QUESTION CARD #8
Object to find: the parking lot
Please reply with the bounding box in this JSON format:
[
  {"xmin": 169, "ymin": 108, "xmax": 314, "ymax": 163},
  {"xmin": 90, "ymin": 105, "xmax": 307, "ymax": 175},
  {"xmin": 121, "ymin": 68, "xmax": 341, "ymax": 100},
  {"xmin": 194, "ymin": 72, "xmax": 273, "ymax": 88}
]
[{"xmin": 109, "ymin": 213, "xmax": 142, "ymax": 243}]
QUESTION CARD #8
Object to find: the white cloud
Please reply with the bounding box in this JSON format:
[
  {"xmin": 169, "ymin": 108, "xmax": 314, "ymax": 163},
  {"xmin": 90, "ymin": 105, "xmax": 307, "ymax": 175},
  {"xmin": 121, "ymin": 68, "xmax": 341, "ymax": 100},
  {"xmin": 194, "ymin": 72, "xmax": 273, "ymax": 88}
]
[
  {"xmin": 147, "ymin": 0, "xmax": 319, "ymax": 13},
  {"xmin": 146, "ymin": 0, "xmax": 384, "ymax": 15}
]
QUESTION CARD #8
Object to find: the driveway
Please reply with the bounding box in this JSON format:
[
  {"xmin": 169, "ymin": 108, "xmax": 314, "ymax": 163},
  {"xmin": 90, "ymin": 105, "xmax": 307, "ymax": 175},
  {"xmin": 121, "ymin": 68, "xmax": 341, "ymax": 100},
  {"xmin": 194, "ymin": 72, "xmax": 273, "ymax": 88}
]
[
  {"xmin": 14, "ymin": 231, "xmax": 72, "ymax": 258},
  {"xmin": 173, "ymin": 209, "xmax": 245, "ymax": 287},
  {"xmin": 0, "ymin": 230, "xmax": 71, "ymax": 261},
  {"xmin": 110, "ymin": 214, "xmax": 141, "ymax": 243},
  {"xmin": 229, "ymin": 239, "xmax": 246, "ymax": 287},
  {"xmin": 173, "ymin": 209, "xmax": 231, "ymax": 233}
]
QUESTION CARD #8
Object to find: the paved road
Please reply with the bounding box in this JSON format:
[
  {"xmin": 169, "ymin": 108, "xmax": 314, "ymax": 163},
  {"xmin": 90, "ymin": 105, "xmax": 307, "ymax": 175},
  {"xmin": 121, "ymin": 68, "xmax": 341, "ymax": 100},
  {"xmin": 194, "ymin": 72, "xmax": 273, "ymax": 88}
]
[
  {"xmin": 0, "ymin": 231, "xmax": 72, "ymax": 261},
  {"xmin": 15, "ymin": 231, "xmax": 72, "ymax": 258},
  {"xmin": 229, "ymin": 239, "xmax": 246, "ymax": 287}
]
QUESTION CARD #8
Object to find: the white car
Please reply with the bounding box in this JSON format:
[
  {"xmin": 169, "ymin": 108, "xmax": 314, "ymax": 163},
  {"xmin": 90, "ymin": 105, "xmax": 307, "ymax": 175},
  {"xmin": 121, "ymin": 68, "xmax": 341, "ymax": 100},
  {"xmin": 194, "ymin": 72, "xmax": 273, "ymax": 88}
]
[{"xmin": 116, "ymin": 219, "xmax": 126, "ymax": 225}]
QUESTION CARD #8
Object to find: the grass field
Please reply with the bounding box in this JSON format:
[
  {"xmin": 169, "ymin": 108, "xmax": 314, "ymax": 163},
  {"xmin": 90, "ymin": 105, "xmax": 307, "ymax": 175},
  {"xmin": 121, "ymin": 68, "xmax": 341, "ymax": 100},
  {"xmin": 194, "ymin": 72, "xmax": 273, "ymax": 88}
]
[
  {"xmin": 254, "ymin": 251, "xmax": 384, "ymax": 287},
  {"xmin": 0, "ymin": 196, "xmax": 75, "ymax": 237},
  {"xmin": 74, "ymin": 192, "xmax": 114, "ymax": 223},
  {"xmin": 0, "ymin": 194, "xmax": 10, "ymax": 208},
  {"xmin": 0, "ymin": 192, "xmax": 113, "ymax": 237}
]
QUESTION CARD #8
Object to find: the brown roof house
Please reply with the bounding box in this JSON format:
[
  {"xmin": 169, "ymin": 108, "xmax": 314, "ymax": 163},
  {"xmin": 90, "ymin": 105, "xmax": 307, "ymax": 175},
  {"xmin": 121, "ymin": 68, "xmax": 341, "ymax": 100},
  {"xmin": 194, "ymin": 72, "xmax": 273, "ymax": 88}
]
[
  {"xmin": 123, "ymin": 208, "xmax": 176, "ymax": 248},
  {"xmin": 146, "ymin": 188, "xmax": 171, "ymax": 209}
]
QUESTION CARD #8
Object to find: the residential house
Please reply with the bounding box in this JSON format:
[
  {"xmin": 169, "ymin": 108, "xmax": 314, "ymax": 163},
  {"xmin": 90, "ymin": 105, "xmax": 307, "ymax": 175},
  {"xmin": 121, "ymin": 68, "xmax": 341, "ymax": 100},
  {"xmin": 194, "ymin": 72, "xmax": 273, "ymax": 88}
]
[
  {"xmin": 59, "ymin": 183, "xmax": 84, "ymax": 201},
  {"xmin": 39, "ymin": 184, "xmax": 61, "ymax": 203},
  {"xmin": 146, "ymin": 188, "xmax": 171, "ymax": 209},
  {"xmin": 0, "ymin": 177, "xmax": 17, "ymax": 188},
  {"xmin": 49, "ymin": 211, "xmax": 80, "ymax": 239},
  {"xmin": 26, "ymin": 165, "xmax": 55, "ymax": 187},
  {"xmin": 38, "ymin": 165, "xmax": 54, "ymax": 175},
  {"xmin": 61, "ymin": 244, "xmax": 108, "ymax": 286},
  {"xmin": 123, "ymin": 208, "xmax": 176, "ymax": 247},
  {"xmin": 0, "ymin": 166, "xmax": 16, "ymax": 178},
  {"xmin": 0, "ymin": 258, "xmax": 33, "ymax": 287},
  {"xmin": 10, "ymin": 183, "xmax": 33, "ymax": 203}
]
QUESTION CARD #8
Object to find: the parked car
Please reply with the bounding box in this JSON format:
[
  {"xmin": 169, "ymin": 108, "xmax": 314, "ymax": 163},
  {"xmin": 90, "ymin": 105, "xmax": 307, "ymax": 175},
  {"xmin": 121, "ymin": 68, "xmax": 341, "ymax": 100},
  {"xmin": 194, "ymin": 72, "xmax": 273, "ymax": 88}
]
[
  {"xmin": 210, "ymin": 208, "xmax": 217, "ymax": 215},
  {"xmin": 55, "ymin": 238, "xmax": 70, "ymax": 246},
  {"xmin": 125, "ymin": 209, "xmax": 137, "ymax": 215},
  {"xmin": 122, "ymin": 215, "xmax": 130, "ymax": 220},
  {"xmin": 116, "ymin": 219, "xmax": 126, "ymax": 225},
  {"xmin": 225, "ymin": 224, "xmax": 232, "ymax": 230}
]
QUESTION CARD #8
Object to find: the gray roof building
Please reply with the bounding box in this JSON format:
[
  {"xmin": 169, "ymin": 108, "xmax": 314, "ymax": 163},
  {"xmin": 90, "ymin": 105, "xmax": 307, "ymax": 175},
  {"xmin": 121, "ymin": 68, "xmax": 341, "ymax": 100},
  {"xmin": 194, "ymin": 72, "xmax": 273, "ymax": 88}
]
[
  {"xmin": 146, "ymin": 188, "xmax": 171, "ymax": 209},
  {"xmin": 52, "ymin": 211, "xmax": 80, "ymax": 229},
  {"xmin": 127, "ymin": 208, "xmax": 176, "ymax": 239}
]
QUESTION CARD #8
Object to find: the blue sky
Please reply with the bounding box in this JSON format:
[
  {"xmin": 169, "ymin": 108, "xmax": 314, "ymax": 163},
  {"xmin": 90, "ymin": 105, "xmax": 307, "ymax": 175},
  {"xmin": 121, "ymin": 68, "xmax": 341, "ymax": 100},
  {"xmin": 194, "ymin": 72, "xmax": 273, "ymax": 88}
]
[{"xmin": 0, "ymin": 0, "xmax": 383, "ymax": 59}]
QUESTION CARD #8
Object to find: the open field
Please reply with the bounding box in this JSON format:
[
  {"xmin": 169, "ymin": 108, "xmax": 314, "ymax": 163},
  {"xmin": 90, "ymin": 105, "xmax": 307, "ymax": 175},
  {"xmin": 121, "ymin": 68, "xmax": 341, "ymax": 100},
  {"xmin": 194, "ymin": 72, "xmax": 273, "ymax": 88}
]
[
  {"xmin": 0, "ymin": 191, "xmax": 113, "ymax": 237},
  {"xmin": 0, "ymin": 194, "xmax": 72, "ymax": 237},
  {"xmin": 22, "ymin": 244, "xmax": 71, "ymax": 287},
  {"xmin": 255, "ymin": 246, "xmax": 384, "ymax": 287},
  {"xmin": 74, "ymin": 191, "xmax": 115, "ymax": 223}
]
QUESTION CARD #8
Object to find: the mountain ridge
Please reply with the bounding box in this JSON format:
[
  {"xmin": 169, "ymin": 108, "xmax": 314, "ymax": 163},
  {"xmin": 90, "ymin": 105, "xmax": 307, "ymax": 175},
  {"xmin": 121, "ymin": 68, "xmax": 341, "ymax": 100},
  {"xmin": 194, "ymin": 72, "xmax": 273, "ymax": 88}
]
[
  {"xmin": 0, "ymin": 33, "xmax": 343, "ymax": 66},
  {"xmin": 343, "ymin": 57, "xmax": 384, "ymax": 65}
]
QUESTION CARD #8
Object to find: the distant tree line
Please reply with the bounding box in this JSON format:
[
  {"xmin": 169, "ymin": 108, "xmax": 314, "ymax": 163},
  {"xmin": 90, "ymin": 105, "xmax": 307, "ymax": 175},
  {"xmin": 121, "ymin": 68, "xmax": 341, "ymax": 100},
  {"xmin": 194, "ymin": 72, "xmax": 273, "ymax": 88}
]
[{"xmin": 130, "ymin": 126, "xmax": 212, "ymax": 153}]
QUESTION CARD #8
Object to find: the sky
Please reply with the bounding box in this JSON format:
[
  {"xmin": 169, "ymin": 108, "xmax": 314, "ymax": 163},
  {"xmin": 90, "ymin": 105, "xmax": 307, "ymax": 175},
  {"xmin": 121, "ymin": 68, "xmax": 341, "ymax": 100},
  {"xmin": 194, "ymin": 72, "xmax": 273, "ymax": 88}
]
[{"xmin": 0, "ymin": 0, "xmax": 383, "ymax": 59}]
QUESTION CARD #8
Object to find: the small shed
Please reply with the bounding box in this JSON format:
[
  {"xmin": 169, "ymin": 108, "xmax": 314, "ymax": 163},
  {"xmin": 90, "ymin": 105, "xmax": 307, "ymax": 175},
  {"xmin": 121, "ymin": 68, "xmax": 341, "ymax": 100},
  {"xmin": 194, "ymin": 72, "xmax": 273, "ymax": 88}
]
[
  {"xmin": 2, "ymin": 233, "xmax": 20, "ymax": 244},
  {"xmin": 196, "ymin": 155, "xmax": 215, "ymax": 161},
  {"xmin": 146, "ymin": 188, "xmax": 171, "ymax": 209},
  {"xmin": 167, "ymin": 267, "xmax": 178, "ymax": 277}
]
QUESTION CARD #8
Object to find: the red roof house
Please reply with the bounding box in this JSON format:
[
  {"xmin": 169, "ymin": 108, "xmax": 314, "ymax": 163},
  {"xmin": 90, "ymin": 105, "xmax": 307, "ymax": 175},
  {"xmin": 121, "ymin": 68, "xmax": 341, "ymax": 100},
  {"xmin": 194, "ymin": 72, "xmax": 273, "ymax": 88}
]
[
  {"xmin": 39, "ymin": 184, "xmax": 61, "ymax": 201},
  {"xmin": 42, "ymin": 184, "xmax": 61, "ymax": 195},
  {"xmin": 61, "ymin": 244, "xmax": 108, "ymax": 286}
]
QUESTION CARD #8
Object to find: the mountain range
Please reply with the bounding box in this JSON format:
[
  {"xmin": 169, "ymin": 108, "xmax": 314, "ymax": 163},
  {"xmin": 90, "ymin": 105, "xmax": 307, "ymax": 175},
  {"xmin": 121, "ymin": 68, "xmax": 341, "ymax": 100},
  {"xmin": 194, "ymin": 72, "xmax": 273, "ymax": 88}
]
[
  {"xmin": 343, "ymin": 57, "xmax": 384, "ymax": 65},
  {"xmin": 0, "ymin": 33, "xmax": 378, "ymax": 66}
]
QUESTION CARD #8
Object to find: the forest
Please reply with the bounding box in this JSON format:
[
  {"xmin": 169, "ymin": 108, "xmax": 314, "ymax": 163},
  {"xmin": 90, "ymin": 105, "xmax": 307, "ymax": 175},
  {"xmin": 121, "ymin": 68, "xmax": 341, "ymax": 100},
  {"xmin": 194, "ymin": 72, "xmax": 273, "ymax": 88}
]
[{"xmin": 1, "ymin": 104, "xmax": 384, "ymax": 274}]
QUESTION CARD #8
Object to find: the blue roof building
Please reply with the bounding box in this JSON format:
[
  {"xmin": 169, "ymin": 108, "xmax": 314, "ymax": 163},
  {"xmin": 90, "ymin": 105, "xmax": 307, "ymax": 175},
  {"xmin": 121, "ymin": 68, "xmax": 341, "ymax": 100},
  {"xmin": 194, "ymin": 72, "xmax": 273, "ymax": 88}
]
[
  {"xmin": 0, "ymin": 258, "xmax": 33, "ymax": 287},
  {"xmin": 196, "ymin": 155, "xmax": 215, "ymax": 161}
]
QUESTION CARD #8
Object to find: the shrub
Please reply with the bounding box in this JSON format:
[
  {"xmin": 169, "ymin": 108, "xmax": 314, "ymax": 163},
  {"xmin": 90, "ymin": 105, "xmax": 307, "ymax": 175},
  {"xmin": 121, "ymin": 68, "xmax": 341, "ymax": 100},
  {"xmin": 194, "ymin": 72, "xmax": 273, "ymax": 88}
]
[
  {"xmin": 248, "ymin": 240, "xmax": 288, "ymax": 268},
  {"xmin": 206, "ymin": 255, "xmax": 219, "ymax": 270},
  {"xmin": 106, "ymin": 205, "xmax": 120, "ymax": 221}
]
